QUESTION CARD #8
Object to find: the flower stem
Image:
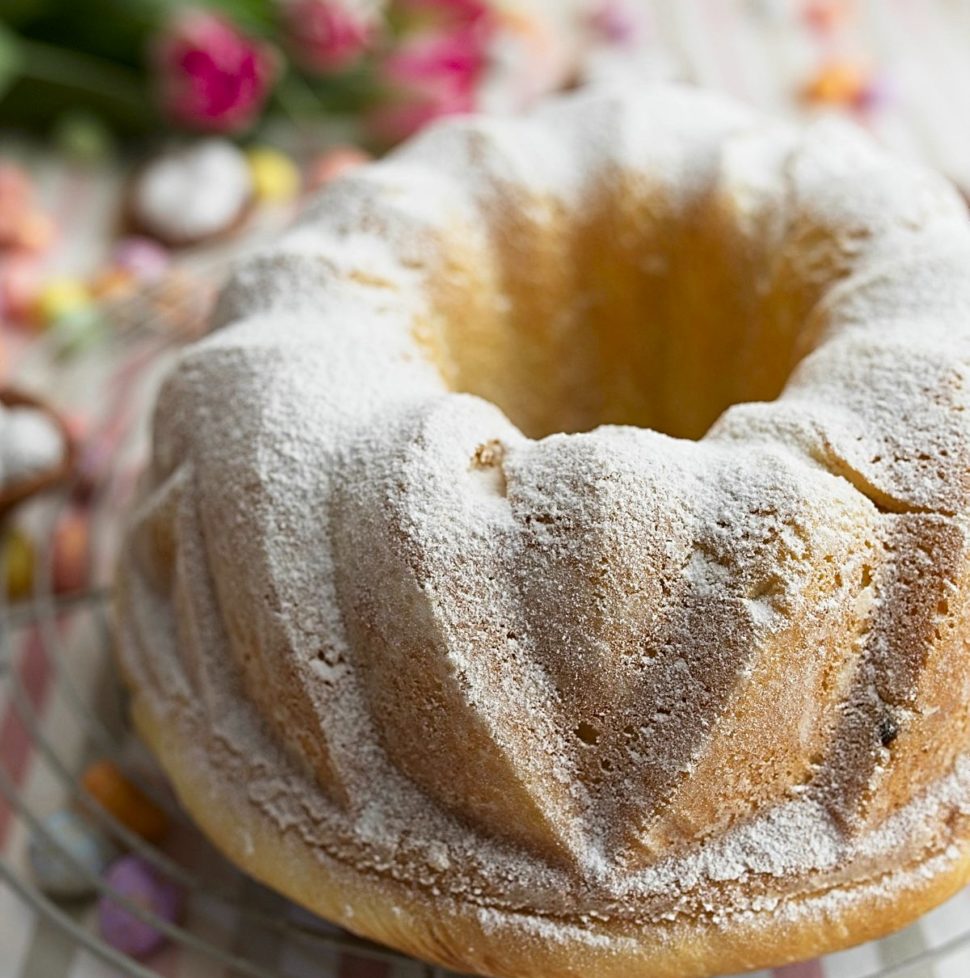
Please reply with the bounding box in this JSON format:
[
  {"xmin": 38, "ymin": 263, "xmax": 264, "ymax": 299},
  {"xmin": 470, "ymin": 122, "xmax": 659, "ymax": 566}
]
[
  {"xmin": 18, "ymin": 40, "xmax": 146, "ymax": 109},
  {"xmin": 275, "ymin": 71, "xmax": 330, "ymax": 130}
]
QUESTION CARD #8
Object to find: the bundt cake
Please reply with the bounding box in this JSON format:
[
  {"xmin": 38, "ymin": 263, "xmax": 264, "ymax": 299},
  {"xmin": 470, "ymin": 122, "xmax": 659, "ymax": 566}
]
[{"xmin": 116, "ymin": 85, "xmax": 970, "ymax": 978}]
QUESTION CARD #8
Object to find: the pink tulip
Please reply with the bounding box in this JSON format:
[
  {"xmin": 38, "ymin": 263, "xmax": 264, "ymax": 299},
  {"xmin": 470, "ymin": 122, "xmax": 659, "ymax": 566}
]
[
  {"xmin": 306, "ymin": 145, "xmax": 373, "ymax": 189},
  {"xmin": 369, "ymin": 0, "xmax": 497, "ymax": 144},
  {"xmin": 371, "ymin": 30, "xmax": 483, "ymax": 141},
  {"xmin": 152, "ymin": 10, "xmax": 277, "ymax": 133},
  {"xmin": 368, "ymin": 79, "xmax": 475, "ymax": 143},
  {"xmin": 385, "ymin": 24, "xmax": 489, "ymax": 90},
  {"xmin": 394, "ymin": 0, "xmax": 491, "ymax": 29},
  {"xmin": 282, "ymin": 0, "xmax": 380, "ymax": 74}
]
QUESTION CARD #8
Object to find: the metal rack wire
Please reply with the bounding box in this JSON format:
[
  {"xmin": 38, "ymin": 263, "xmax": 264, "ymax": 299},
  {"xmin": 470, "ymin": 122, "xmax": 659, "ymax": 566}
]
[{"xmin": 1, "ymin": 280, "xmax": 970, "ymax": 978}]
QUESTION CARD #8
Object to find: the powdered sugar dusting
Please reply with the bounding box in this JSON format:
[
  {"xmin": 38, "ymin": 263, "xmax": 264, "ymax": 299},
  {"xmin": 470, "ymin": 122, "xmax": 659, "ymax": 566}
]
[
  {"xmin": 0, "ymin": 404, "xmax": 64, "ymax": 491},
  {"xmin": 117, "ymin": 83, "xmax": 970, "ymax": 959}
]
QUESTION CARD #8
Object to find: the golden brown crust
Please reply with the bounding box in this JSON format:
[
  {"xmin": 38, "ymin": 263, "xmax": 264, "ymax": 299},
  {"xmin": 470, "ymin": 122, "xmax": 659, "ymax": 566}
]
[
  {"xmin": 115, "ymin": 88, "xmax": 970, "ymax": 977},
  {"xmin": 133, "ymin": 692, "xmax": 970, "ymax": 978}
]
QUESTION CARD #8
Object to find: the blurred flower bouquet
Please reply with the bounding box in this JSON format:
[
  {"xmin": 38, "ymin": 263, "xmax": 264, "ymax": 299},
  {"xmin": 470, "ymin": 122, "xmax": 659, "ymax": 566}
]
[
  {"xmin": 0, "ymin": 0, "xmax": 619, "ymax": 147},
  {"xmin": 0, "ymin": 0, "xmax": 642, "ymax": 335}
]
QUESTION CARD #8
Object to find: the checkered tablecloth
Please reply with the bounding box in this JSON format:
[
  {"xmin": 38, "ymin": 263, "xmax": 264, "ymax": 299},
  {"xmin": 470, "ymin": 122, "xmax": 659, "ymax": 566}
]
[{"xmin": 5, "ymin": 2, "xmax": 970, "ymax": 976}]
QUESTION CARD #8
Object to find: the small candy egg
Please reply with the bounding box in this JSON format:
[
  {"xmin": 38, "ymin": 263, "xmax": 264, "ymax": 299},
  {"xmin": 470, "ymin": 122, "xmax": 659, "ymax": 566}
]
[
  {"xmin": 50, "ymin": 306, "xmax": 108, "ymax": 360},
  {"xmin": 51, "ymin": 510, "xmax": 90, "ymax": 592},
  {"xmin": 305, "ymin": 146, "xmax": 372, "ymax": 191},
  {"xmin": 63, "ymin": 413, "xmax": 88, "ymax": 441},
  {"xmin": 81, "ymin": 760, "xmax": 170, "ymax": 842},
  {"xmin": 98, "ymin": 855, "xmax": 183, "ymax": 959},
  {"xmin": 34, "ymin": 277, "xmax": 92, "ymax": 328},
  {"xmin": 854, "ymin": 72, "xmax": 894, "ymax": 112},
  {"xmin": 1, "ymin": 405, "xmax": 65, "ymax": 489},
  {"xmin": 63, "ymin": 418, "xmax": 100, "ymax": 503},
  {"xmin": 90, "ymin": 266, "xmax": 135, "ymax": 301},
  {"xmin": 111, "ymin": 236, "xmax": 171, "ymax": 284},
  {"xmin": 0, "ymin": 254, "xmax": 43, "ymax": 323},
  {"xmin": 246, "ymin": 146, "xmax": 302, "ymax": 203},
  {"xmin": 0, "ymin": 163, "xmax": 32, "ymax": 246},
  {"xmin": 0, "ymin": 161, "xmax": 30, "ymax": 199},
  {"xmin": 132, "ymin": 139, "xmax": 252, "ymax": 246},
  {"xmin": 803, "ymin": 0, "xmax": 854, "ymax": 34},
  {"xmin": 588, "ymin": 0, "xmax": 648, "ymax": 47},
  {"xmin": 12, "ymin": 211, "xmax": 57, "ymax": 253},
  {"xmin": 29, "ymin": 809, "xmax": 118, "ymax": 899},
  {"xmin": 3, "ymin": 528, "xmax": 35, "ymax": 600},
  {"xmin": 802, "ymin": 59, "xmax": 872, "ymax": 106}
]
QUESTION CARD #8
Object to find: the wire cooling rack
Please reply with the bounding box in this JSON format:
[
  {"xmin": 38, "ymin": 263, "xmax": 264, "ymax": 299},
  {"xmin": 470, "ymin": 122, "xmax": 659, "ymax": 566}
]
[{"xmin": 2, "ymin": 278, "xmax": 970, "ymax": 978}]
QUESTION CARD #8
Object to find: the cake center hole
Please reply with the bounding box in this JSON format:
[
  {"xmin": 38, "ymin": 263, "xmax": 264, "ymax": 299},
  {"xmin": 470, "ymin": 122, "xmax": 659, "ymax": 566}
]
[{"xmin": 422, "ymin": 186, "xmax": 817, "ymax": 441}]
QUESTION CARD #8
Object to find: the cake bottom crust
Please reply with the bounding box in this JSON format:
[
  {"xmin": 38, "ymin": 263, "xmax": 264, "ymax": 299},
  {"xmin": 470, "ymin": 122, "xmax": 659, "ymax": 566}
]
[{"xmin": 130, "ymin": 693, "xmax": 970, "ymax": 978}]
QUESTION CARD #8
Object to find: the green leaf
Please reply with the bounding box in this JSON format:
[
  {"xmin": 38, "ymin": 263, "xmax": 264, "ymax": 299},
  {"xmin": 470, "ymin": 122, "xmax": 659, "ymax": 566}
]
[
  {"xmin": 138, "ymin": 0, "xmax": 278, "ymax": 36},
  {"xmin": 0, "ymin": 21, "xmax": 24, "ymax": 101},
  {"xmin": 0, "ymin": 0, "xmax": 52, "ymax": 29}
]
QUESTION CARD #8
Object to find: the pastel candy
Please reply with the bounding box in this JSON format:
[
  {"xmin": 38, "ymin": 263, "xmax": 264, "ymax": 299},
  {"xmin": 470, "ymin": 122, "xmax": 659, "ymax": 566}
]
[
  {"xmin": 90, "ymin": 266, "xmax": 136, "ymax": 301},
  {"xmin": 132, "ymin": 139, "xmax": 252, "ymax": 245},
  {"xmin": 15, "ymin": 211, "xmax": 56, "ymax": 253},
  {"xmin": 50, "ymin": 307, "xmax": 108, "ymax": 359},
  {"xmin": 856, "ymin": 72, "xmax": 895, "ymax": 111},
  {"xmin": 803, "ymin": 59, "xmax": 872, "ymax": 106},
  {"xmin": 34, "ymin": 277, "xmax": 91, "ymax": 328},
  {"xmin": 305, "ymin": 145, "xmax": 371, "ymax": 190},
  {"xmin": 52, "ymin": 511, "xmax": 90, "ymax": 594},
  {"xmin": 29, "ymin": 810, "xmax": 118, "ymax": 899},
  {"xmin": 246, "ymin": 146, "xmax": 301, "ymax": 203},
  {"xmin": 803, "ymin": 0, "xmax": 853, "ymax": 33},
  {"xmin": 0, "ymin": 254, "xmax": 42, "ymax": 322},
  {"xmin": 3, "ymin": 528, "xmax": 35, "ymax": 600},
  {"xmin": 98, "ymin": 855, "xmax": 183, "ymax": 959},
  {"xmin": 81, "ymin": 760, "xmax": 170, "ymax": 842},
  {"xmin": 0, "ymin": 163, "xmax": 32, "ymax": 246},
  {"xmin": 111, "ymin": 236, "xmax": 171, "ymax": 283}
]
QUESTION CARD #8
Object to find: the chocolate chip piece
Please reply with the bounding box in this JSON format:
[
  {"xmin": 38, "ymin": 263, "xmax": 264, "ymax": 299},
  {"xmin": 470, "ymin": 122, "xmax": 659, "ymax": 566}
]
[{"xmin": 879, "ymin": 715, "xmax": 899, "ymax": 747}]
